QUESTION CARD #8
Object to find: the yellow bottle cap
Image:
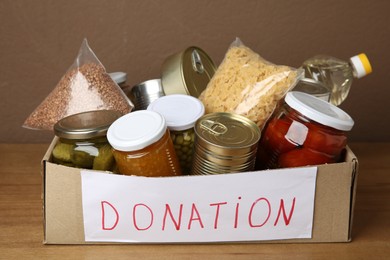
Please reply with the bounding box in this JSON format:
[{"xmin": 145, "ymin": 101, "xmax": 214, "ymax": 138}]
[{"xmin": 350, "ymin": 53, "xmax": 372, "ymax": 78}]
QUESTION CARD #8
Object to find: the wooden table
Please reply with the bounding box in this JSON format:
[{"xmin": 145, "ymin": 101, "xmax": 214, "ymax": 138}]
[{"xmin": 1, "ymin": 143, "xmax": 389, "ymax": 259}]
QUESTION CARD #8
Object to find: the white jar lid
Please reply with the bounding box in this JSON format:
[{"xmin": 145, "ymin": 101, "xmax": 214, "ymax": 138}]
[
  {"xmin": 147, "ymin": 94, "xmax": 205, "ymax": 131},
  {"xmin": 109, "ymin": 72, "xmax": 127, "ymax": 84},
  {"xmin": 285, "ymin": 92, "xmax": 354, "ymax": 131},
  {"xmin": 107, "ymin": 110, "xmax": 167, "ymax": 152}
]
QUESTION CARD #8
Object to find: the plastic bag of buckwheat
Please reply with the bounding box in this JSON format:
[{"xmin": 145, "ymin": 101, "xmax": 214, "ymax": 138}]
[{"xmin": 23, "ymin": 38, "xmax": 133, "ymax": 131}]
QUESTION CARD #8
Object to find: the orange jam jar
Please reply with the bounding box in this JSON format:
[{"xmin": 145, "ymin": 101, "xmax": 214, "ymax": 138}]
[{"xmin": 107, "ymin": 110, "xmax": 182, "ymax": 177}]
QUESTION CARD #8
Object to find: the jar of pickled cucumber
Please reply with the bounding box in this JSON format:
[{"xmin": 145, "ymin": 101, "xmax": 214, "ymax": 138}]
[
  {"xmin": 107, "ymin": 110, "xmax": 182, "ymax": 177},
  {"xmin": 147, "ymin": 94, "xmax": 205, "ymax": 174},
  {"xmin": 52, "ymin": 110, "xmax": 121, "ymax": 171}
]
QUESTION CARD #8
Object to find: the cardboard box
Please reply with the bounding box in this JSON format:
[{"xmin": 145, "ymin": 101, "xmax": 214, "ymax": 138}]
[{"xmin": 42, "ymin": 137, "xmax": 358, "ymax": 244}]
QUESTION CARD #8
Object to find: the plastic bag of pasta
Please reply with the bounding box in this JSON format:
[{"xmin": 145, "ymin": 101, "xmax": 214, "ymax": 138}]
[
  {"xmin": 23, "ymin": 39, "xmax": 133, "ymax": 130},
  {"xmin": 199, "ymin": 38, "xmax": 303, "ymax": 129}
]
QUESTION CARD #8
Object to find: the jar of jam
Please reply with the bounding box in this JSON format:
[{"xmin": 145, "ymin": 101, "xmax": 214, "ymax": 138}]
[
  {"xmin": 256, "ymin": 91, "xmax": 354, "ymax": 169},
  {"xmin": 52, "ymin": 110, "xmax": 121, "ymax": 171},
  {"xmin": 147, "ymin": 94, "xmax": 205, "ymax": 174},
  {"xmin": 107, "ymin": 110, "xmax": 182, "ymax": 177}
]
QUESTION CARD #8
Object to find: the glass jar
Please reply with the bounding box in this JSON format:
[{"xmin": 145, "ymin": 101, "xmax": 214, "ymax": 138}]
[
  {"xmin": 256, "ymin": 91, "xmax": 354, "ymax": 169},
  {"xmin": 147, "ymin": 94, "xmax": 205, "ymax": 174},
  {"xmin": 107, "ymin": 110, "xmax": 182, "ymax": 177},
  {"xmin": 52, "ymin": 110, "xmax": 121, "ymax": 171}
]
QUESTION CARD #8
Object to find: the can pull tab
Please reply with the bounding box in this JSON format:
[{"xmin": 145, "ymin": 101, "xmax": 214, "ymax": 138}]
[
  {"xmin": 200, "ymin": 120, "xmax": 227, "ymax": 136},
  {"xmin": 192, "ymin": 49, "xmax": 205, "ymax": 74}
]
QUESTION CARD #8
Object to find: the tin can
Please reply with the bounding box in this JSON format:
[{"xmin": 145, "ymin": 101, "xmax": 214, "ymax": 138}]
[
  {"xmin": 161, "ymin": 46, "xmax": 216, "ymax": 97},
  {"xmin": 191, "ymin": 112, "xmax": 261, "ymax": 175},
  {"xmin": 129, "ymin": 79, "xmax": 165, "ymax": 110}
]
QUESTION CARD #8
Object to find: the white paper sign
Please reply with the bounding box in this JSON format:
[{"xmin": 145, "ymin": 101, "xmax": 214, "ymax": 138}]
[{"xmin": 81, "ymin": 167, "xmax": 317, "ymax": 243}]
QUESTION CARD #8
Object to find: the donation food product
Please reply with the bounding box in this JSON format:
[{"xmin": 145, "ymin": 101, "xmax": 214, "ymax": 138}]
[
  {"xmin": 147, "ymin": 94, "xmax": 205, "ymax": 174},
  {"xmin": 256, "ymin": 91, "xmax": 354, "ymax": 169},
  {"xmin": 302, "ymin": 53, "xmax": 372, "ymax": 106},
  {"xmin": 23, "ymin": 39, "xmax": 133, "ymax": 130},
  {"xmin": 191, "ymin": 112, "xmax": 261, "ymax": 175},
  {"xmin": 199, "ymin": 38, "xmax": 303, "ymax": 129},
  {"xmin": 52, "ymin": 110, "xmax": 121, "ymax": 171},
  {"xmin": 107, "ymin": 110, "xmax": 182, "ymax": 177}
]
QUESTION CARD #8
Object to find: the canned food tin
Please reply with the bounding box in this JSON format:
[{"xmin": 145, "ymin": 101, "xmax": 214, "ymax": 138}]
[
  {"xmin": 161, "ymin": 46, "xmax": 216, "ymax": 97},
  {"xmin": 191, "ymin": 112, "xmax": 261, "ymax": 175},
  {"xmin": 129, "ymin": 79, "xmax": 165, "ymax": 110}
]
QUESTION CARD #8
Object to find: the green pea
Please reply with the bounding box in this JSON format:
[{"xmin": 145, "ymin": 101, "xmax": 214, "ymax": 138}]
[
  {"xmin": 184, "ymin": 134, "xmax": 192, "ymax": 142},
  {"xmin": 182, "ymin": 146, "xmax": 189, "ymax": 153},
  {"xmin": 175, "ymin": 135, "xmax": 184, "ymax": 145}
]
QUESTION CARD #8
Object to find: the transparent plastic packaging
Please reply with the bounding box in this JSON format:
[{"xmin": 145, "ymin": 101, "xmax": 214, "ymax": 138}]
[
  {"xmin": 302, "ymin": 53, "xmax": 372, "ymax": 106},
  {"xmin": 256, "ymin": 92, "xmax": 354, "ymax": 169},
  {"xmin": 23, "ymin": 39, "xmax": 133, "ymax": 130},
  {"xmin": 107, "ymin": 111, "xmax": 182, "ymax": 177},
  {"xmin": 199, "ymin": 38, "xmax": 303, "ymax": 129},
  {"xmin": 293, "ymin": 78, "xmax": 330, "ymax": 102}
]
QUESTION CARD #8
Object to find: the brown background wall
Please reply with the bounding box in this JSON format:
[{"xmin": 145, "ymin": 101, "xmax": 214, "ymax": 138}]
[{"xmin": 0, "ymin": 0, "xmax": 389, "ymax": 143}]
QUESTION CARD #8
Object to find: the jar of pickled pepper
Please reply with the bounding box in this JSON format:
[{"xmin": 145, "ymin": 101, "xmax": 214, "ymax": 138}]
[
  {"xmin": 147, "ymin": 94, "xmax": 205, "ymax": 174},
  {"xmin": 107, "ymin": 110, "xmax": 182, "ymax": 177},
  {"xmin": 52, "ymin": 110, "xmax": 121, "ymax": 171},
  {"xmin": 256, "ymin": 91, "xmax": 354, "ymax": 169}
]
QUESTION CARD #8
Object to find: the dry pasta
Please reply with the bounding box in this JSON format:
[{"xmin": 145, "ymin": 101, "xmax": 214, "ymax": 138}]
[{"xmin": 199, "ymin": 39, "xmax": 303, "ymax": 129}]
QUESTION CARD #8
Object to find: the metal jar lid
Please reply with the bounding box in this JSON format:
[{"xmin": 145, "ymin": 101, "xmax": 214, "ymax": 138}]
[
  {"xmin": 54, "ymin": 110, "xmax": 122, "ymax": 140},
  {"xmin": 161, "ymin": 46, "xmax": 216, "ymax": 97},
  {"xmin": 194, "ymin": 112, "xmax": 261, "ymax": 156}
]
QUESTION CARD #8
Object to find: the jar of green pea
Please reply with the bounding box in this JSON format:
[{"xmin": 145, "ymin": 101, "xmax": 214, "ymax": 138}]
[{"xmin": 147, "ymin": 94, "xmax": 205, "ymax": 174}]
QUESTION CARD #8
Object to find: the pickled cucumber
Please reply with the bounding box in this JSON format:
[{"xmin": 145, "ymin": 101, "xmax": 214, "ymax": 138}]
[
  {"xmin": 52, "ymin": 143, "xmax": 75, "ymax": 162},
  {"xmin": 93, "ymin": 144, "xmax": 115, "ymax": 171},
  {"xmin": 72, "ymin": 150, "xmax": 94, "ymax": 168},
  {"xmin": 51, "ymin": 156, "xmax": 75, "ymax": 167}
]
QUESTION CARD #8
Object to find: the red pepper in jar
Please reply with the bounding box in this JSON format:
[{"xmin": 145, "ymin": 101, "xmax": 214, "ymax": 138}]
[
  {"xmin": 278, "ymin": 148, "xmax": 335, "ymax": 168},
  {"xmin": 264, "ymin": 117, "xmax": 299, "ymax": 154},
  {"xmin": 256, "ymin": 92, "xmax": 354, "ymax": 169},
  {"xmin": 304, "ymin": 122, "xmax": 347, "ymax": 156}
]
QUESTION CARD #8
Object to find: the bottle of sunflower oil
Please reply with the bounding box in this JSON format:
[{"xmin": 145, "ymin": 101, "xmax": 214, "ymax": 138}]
[{"xmin": 302, "ymin": 53, "xmax": 372, "ymax": 106}]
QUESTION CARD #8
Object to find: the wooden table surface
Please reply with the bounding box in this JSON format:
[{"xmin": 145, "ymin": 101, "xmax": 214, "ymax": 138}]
[{"xmin": 0, "ymin": 142, "xmax": 389, "ymax": 259}]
